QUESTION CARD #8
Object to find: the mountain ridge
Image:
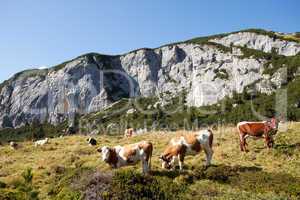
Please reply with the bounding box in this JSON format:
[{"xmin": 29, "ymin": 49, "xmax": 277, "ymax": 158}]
[{"xmin": 1, "ymin": 28, "xmax": 299, "ymax": 83}]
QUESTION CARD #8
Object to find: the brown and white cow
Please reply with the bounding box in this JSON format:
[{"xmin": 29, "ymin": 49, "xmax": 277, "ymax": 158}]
[
  {"xmin": 237, "ymin": 117, "xmax": 279, "ymax": 152},
  {"xmin": 159, "ymin": 129, "xmax": 214, "ymax": 171},
  {"xmin": 124, "ymin": 128, "xmax": 135, "ymax": 138},
  {"xmin": 97, "ymin": 141, "xmax": 153, "ymax": 174},
  {"xmin": 10, "ymin": 141, "xmax": 18, "ymax": 150}
]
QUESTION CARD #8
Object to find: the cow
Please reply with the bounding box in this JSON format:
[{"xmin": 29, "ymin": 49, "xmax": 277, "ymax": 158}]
[
  {"xmin": 34, "ymin": 138, "xmax": 49, "ymax": 147},
  {"xmin": 97, "ymin": 141, "xmax": 153, "ymax": 174},
  {"xmin": 10, "ymin": 141, "xmax": 18, "ymax": 150},
  {"xmin": 87, "ymin": 137, "xmax": 97, "ymax": 146},
  {"xmin": 237, "ymin": 117, "xmax": 279, "ymax": 152},
  {"xmin": 159, "ymin": 129, "xmax": 214, "ymax": 171},
  {"xmin": 124, "ymin": 128, "xmax": 135, "ymax": 138}
]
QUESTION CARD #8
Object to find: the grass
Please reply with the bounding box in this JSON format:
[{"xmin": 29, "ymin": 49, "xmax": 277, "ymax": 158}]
[{"xmin": 0, "ymin": 122, "xmax": 299, "ymax": 199}]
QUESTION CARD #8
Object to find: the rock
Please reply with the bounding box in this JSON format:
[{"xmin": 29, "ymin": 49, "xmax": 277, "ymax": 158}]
[
  {"xmin": 211, "ymin": 32, "xmax": 300, "ymax": 56},
  {"xmin": 270, "ymin": 68, "xmax": 288, "ymax": 88},
  {"xmin": 126, "ymin": 108, "xmax": 136, "ymax": 114},
  {"xmin": 1, "ymin": 115, "xmax": 13, "ymax": 128},
  {"xmin": 295, "ymin": 67, "xmax": 300, "ymax": 77},
  {"xmin": 88, "ymin": 130, "xmax": 99, "ymax": 135},
  {"xmin": 153, "ymin": 102, "xmax": 160, "ymax": 109}
]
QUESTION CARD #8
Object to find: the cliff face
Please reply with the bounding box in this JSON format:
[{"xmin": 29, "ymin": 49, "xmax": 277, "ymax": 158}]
[
  {"xmin": 210, "ymin": 32, "xmax": 300, "ymax": 56},
  {"xmin": 0, "ymin": 29, "xmax": 299, "ymax": 128}
]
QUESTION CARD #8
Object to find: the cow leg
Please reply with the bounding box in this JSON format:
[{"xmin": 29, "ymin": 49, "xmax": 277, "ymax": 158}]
[
  {"xmin": 141, "ymin": 159, "xmax": 149, "ymax": 174},
  {"xmin": 269, "ymin": 136, "xmax": 274, "ymax": 147},
  {"xmin": 265, "ymin": 135, "xmax": 274, "ymax": 148},
  {"xmin": 239, "ymin": 133, "xmax": 248, "ymax": 152},
  {"xmin": 204, "ymin": 145, "xmax": 213, "ymax": 166},
  {"xmin": 178, "ymin": 154, "xmax": 184, "ymax": 171},
  {"xmin": 170, "ymin": 156, "xmax": 177, "ymax": 171},
  {"xmin": 239, "ymin": 142, "xmax": 244, "ymax": 151},
  {"xmin": 243, "ymin": 138, "xmax": 249, "ymax": 152}
]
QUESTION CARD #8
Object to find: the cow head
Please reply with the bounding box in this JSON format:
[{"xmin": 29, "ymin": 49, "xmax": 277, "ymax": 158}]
[
  {"xmin": 266, "ymin": 117, "xmax": 280, "ymax": 135},
  {"xmin": 270, "ymin": 117, "xmax": 279, "ymax": 129},
  {"xmin": 159, "ymin": 155, "xmax": 172, "ymax": 170},
  {"xmin": 87, "ymin": 138, "xmax": 93, "ymax": 143},
  {"xmin": 97, "ymin": 146, "xmax": 116, "ymax": 164}
]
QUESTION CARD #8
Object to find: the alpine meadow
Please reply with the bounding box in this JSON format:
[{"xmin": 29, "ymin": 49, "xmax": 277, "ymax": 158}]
[{"xmin": 1, "ymin": 1, "xmax": 300, "ymax": 199}]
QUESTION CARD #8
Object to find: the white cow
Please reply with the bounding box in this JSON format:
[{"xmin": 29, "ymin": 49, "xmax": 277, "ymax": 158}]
[{"xmin": 34, "ymin": 138, "xmax": 49, "ymax": 147}]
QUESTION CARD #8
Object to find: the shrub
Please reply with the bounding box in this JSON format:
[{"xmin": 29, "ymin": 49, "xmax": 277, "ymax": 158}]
[
  {"xmin": 108, "ymin": 170, "xmax": 186, "ymax": 200},
  {"xmin": 0, "ymin": 168, "xmax": 40, "ymax": 200},
  {"xmin": 213, "ymin": 68, "xmax": 229, "ymax": 80},
  {"xmin": 0, "ymin": 181, "xmax": 6, "ymax": 188},
  {"xmin": 54, "ymin": 188, "xmax": 82, "ymax": 200}
]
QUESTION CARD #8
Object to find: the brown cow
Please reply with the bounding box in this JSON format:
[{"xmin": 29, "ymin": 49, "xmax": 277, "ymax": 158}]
[
  {"xmin": 97, "ymin": 141, "xmax": 153, "ymax": 174},
  {"xmin": 159, "ymin": 129, "xmax": 214, "ymax": 171},
  {"xmin": 237, "ymin": 117, "xmax": 279, "ymax": 152}
]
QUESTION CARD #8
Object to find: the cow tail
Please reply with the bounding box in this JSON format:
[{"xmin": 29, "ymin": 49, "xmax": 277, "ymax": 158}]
[
  {"xmin": 148, "ymin": 151, "xmax": 152, "ymax": 171},
  {"xmin": 149, "ymin": 143, "xmax": 153, "ymax": 170},
  {"xmin": 208, "ymin": 129, "xmax": 214, "ymax": 148}
]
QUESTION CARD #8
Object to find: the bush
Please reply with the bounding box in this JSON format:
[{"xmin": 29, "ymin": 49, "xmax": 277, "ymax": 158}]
[
  {"xmin": 0, "ymin": 181, "xmax": 6, "ymax": 189},
  {"xmin": 108, "ymin": 170, "xmax": 186, "ymax": 200},
  {"xmin": 54, "ymin": 188, "xmax": 82, "ymax": 200},
  {"xmin": 0, "ymin": 168, "xmax": 40, "ymax": 200}
]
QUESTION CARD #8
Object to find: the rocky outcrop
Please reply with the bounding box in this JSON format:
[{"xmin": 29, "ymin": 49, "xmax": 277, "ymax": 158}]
[
  {"xmin": 0, "ymin": 30, "xmax": 298, "ymax": 128},
  {"xmin": 210, "ymin": 32, "xmax": 300, "ymax": 56}
]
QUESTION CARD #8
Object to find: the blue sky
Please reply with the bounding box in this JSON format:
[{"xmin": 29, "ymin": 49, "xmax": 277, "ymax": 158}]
[{"xmin": 0, "ymin": 0, "xmax": 299, "ymax": 83}]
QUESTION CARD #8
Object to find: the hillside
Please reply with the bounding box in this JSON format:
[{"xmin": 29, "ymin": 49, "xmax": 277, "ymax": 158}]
[
  {"xmin": 0, "ymin": 29, "xmax": 300, "ymax": 135},
  {"xmin": 0, "ymin": 122, "xmax": 299, "ymax": 199}
]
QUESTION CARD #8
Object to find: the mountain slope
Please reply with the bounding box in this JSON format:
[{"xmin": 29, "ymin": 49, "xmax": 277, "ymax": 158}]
[{"xmin": 0, "ymin": 29, "xmax": 300, "ymax": 129}]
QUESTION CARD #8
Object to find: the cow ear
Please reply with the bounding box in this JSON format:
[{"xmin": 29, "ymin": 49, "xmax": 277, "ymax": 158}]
[{"xmin": 97, "ymin": 148, "xmax": 102, "ymax": 153}]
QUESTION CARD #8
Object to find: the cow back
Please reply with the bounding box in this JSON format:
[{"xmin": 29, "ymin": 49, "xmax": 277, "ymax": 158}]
[
  {"xmin": 184, "ymin": 134, "xmax": 202, "ymax": 152},
  {"xmin": 238, "ymin": 122, "xmax": 266, "ymax": 136}
]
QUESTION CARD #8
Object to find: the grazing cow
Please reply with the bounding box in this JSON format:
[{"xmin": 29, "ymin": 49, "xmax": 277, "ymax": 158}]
[
  {"xmin": 159, "ymin": 129, "xmax": 214, "ymax": 171},
  {"xmin": 10, "ymin": 141, "xmax": 18, "ymax": 150},
  {"xmin": 124, "ymin": 128, "xmax": 135, "ymax": 138},
  {"xmin": 34, "ymin": 138, "xmax": 49, "ymax": 147},
  {"xmin": 97, "ymin": 141, "xmax": 153, "ymax": 174},
  {"xmin": 237, "ymin": 117, "xmax": 279, "ymax": 152},
  {"xmin": 87, "ymin": 137, "xmax": 97, "ymax": 146}
]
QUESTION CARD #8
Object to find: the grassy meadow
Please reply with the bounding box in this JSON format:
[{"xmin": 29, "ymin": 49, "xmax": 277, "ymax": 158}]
[{"xmin": 0, "ymin": 122, "xmax": 299, "ymax": 199}]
